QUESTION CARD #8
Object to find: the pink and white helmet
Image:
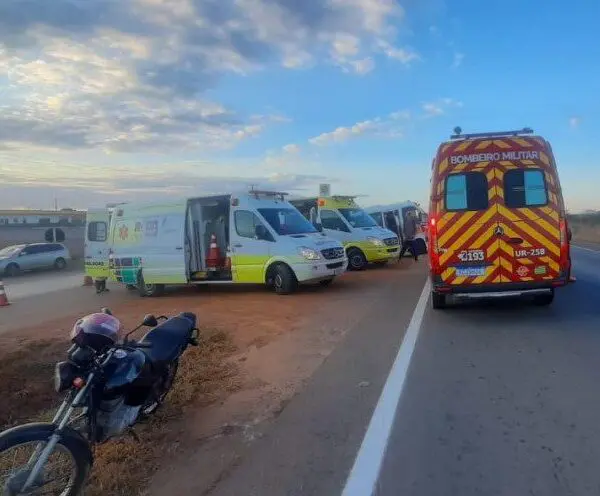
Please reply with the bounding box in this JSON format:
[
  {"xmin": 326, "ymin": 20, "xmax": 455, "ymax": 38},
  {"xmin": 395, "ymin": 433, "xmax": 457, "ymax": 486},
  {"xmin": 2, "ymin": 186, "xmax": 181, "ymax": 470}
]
[{"xmin": 71, "ymin": 313, "xmax": 122, "ymax": 351}]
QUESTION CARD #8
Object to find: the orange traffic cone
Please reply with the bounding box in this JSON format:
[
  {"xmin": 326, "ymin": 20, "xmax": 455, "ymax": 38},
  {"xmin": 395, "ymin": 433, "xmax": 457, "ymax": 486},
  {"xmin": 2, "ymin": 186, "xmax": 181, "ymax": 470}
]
[
  {"xmin": 83, "ymin": 275, "xmax": 94, "ymax": 286},
  {"xmin": 0, "ymin": 280, "xmax": 10, "ymax": 307},
  {"xmin": 206, "ymin": 234, "xmax": 222, "ymax": 270}
]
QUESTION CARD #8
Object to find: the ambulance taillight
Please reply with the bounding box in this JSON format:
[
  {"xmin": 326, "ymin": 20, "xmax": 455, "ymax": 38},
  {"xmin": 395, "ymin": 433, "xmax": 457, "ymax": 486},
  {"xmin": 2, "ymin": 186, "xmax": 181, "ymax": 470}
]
[
  {"xmin": 428, "ymin": 216, "xmax": 442, "ymax": 275},
  {"xmin": 559, "ymin": 219, "xmax": 570, "ymax": 272}
]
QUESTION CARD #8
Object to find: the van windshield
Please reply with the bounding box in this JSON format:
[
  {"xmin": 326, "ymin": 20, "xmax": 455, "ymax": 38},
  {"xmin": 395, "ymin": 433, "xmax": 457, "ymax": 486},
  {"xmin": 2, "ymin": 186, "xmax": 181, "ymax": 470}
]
[
  {"xmin": 258, "ymin": 208, "xmax": 318, "ymax": 235},
  {"xmin": 339, "ymin": 208, "xmax": 378, "ymax": 228}
]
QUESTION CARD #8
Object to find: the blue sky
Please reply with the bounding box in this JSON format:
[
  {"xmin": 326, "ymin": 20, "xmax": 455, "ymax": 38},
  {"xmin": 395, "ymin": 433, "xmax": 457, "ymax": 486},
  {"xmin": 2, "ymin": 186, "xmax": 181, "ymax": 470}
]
[{"xmin": 0, "ymin": 0, "xmax": 598, "ymax": 211}]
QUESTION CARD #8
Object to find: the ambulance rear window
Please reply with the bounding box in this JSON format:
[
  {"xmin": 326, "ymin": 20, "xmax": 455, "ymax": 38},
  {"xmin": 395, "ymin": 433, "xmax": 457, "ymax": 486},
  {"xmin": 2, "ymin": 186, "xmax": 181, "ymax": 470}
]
[
  {"xmin": 504, "ymin": 169, "xmax": 548, "ymax": 208},
  {"xmin": 445, "ymin": 172, "xmax": 488, "ymax": 211}
]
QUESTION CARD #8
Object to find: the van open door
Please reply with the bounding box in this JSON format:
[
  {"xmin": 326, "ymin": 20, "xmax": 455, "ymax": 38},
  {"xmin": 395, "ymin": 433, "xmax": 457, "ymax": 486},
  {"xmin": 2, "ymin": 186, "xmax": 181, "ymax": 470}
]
[{"xmin": 84, "ymin": 208, "xmax": 111, "ymax": 280}]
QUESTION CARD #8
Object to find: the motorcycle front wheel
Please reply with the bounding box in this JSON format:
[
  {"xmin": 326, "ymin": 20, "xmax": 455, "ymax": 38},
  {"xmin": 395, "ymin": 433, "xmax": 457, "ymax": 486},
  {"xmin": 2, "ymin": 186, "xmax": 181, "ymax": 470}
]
[{"xmin": 0, "ymin": 423, "xmax": 92, "ymax": 496}]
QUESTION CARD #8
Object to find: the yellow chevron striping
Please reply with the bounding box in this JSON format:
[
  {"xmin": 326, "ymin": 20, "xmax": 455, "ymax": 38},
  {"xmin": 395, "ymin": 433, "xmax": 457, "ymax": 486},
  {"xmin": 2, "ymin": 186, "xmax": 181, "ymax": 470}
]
[
  {"xmin": 518, "ymin": 208, "xmax": 560, "ymax": 238},
  {"xmin": 437, "ymin": 210, "xmax": 478, "ymax": 246},
  {"xmin": 487, "ymin": 242, "xmax": 499, "ymax": 257},
  {"xmin": 540, "ymin": 152, "xmax": 550, "ymax": 165},
  {"xmin": 441, "ymin": 143, "xmax": 451, "ymax": 154},
  {"xmin": 438, "ymin": 157, "xmax": 449, "ymax": 174},
  {"xmin": 521, "ymin": 160, "xmax": 536, "ymax": 165},
  {"xmin": 455, "ymin": 141, "xmax": 471, "ymax": 152},
  {"xmin": 475, "ymin": 140, "xmax": 493, "ymax": 150},
  {"xmin": 512, "ymin": 138, "xmax": 534, "ymax": 147},
  {"xmin": 499, "ymin": 256, "xmax": 513, "ymax": 272},
  {"xmin": 492, "ymin": 275, "xmax": 502, "ymax": 283},
  {"xmin": 472, "ymin": 267, "xmax": 496, "ymax": 284},
  {"xmin": 441, "ymin": 208, "xmax": 497, "ymax": 261},
  {"xmin": 497, "ymin": 205, "xmax": 560, "ymax": 257},
  {"xmin": 452, "ymin": 276, "xmax": 468, "ymax": 285},
  {"xmin": 438, "ymin": 212, "xmax": 457, "ymax": 230},
  {"xmin": 493, "ymin": 140, "xmax": 511, "ymax": 149}
]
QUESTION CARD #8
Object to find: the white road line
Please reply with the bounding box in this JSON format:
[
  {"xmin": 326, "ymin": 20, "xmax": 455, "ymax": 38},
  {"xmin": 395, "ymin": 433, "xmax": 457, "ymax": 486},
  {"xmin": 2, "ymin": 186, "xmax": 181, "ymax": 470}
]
[
  {"xmin": 342, "ymin": 278, "xmax": 431, "ymax": 496},
  {"xmin": 572, "ymin": 245, "xmax": 600, "ymax": 254}
]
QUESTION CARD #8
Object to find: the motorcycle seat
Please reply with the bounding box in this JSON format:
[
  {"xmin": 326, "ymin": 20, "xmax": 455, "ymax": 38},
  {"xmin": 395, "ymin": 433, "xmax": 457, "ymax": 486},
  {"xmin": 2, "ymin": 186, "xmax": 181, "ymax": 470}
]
[{"xmin": 139, "ymin": 315, "xmax": 194, "ymax": 364}]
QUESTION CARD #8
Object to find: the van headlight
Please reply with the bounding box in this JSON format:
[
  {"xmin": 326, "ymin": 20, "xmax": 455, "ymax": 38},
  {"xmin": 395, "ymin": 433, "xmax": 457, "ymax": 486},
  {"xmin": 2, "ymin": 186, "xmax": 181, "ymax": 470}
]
[
  {"xmin": 367, "ymin": 237, "xmax": 385, "ymax": 247},
  {"xmin": 298, "ymin": 247, "xmax": 321, "ymax": 260}
]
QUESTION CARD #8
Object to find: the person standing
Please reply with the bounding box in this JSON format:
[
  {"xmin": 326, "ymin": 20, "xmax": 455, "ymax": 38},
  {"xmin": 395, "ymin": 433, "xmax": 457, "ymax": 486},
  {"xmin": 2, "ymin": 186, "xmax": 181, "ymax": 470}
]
[{"xmin": 399, "ymin": 211, "xmax": 420, "ymax": 261}]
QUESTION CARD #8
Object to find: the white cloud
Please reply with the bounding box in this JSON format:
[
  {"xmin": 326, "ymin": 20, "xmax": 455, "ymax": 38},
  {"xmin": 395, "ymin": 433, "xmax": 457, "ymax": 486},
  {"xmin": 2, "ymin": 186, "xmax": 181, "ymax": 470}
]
[
  {"xmin": 282, "ymin": 144, "xmax": 301, "ymax": 154},
  {"xmin": 309, "ymin": 120, "xmax": 379, "ymax": 145},
  {"xmin": 452, "ymin": 52, "xmax": 465, "ymax": 68},
  {"xmin": 377, "ymin": 40, "xmax": 419, "ymax": 65},
  {"xmin": 569, "ymin": 116, "xmax": 581, "ymax": 129},
  {"xmin": 422, "ymin": 98, "xmax": 463, "ymax": 117},
  {"xmin": 0, "ymin": 151, "xmax": 336, "ymax": 208},
  {"xmin": 0, "ymin": 0, "xmax": 417, "ymax": 153}
]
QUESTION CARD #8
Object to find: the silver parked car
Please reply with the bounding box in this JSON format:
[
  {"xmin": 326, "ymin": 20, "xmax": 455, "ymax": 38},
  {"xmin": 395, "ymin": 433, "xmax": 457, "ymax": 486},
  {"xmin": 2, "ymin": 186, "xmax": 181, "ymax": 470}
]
[{"xmin": 0, "ymin": 243, "xmax": 71, "ymax": 277}]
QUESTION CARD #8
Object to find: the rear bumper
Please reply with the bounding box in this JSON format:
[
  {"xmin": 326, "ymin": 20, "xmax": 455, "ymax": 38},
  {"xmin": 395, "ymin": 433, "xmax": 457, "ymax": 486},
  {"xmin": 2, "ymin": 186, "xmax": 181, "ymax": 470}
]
[{"xmin": 432, "ymin": 277, "xmax": 567, "ymax": 297}]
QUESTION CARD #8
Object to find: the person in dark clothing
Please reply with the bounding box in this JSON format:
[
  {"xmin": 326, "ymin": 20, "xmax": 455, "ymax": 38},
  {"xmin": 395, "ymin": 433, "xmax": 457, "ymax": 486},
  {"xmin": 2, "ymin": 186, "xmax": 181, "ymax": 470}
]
[{"xmin": 399, "ymin": 211, "xmax": 420, "ymax": 261}]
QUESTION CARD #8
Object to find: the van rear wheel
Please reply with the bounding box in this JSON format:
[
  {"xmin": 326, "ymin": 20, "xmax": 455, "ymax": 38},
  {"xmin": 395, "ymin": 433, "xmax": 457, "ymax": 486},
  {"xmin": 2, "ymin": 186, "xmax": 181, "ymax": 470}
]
[
  {"xmin": 431, "ymin": 291, "xmax": 447, "ymax": 309},
  {"xmin": 533, "ymin": 289, "xmax": 554, "ymax": 306},
  {"xmin": 137, "ymin": 273, "xmax": 165, "ymax": 297}
]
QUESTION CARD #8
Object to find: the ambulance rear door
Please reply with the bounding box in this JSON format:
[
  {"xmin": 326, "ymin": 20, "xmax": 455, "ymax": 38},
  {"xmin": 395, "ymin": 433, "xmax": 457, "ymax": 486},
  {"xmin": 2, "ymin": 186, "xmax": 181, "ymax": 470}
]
[{"xmin": 84, "ymin": 208, "xmax": 111, "ymax": 279}]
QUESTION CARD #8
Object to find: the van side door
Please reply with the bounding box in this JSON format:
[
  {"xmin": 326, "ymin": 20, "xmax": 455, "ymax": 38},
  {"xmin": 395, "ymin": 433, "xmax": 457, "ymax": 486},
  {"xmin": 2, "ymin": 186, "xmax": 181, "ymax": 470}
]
[
  {"xmin": 438, "ymin": 169, "xmax": 501, "ymax": 286},
  {"xmin": 229, "ymin": 208, "xmax": 273, "ymax": 283},
  {"xmin": 497, "ymin": 166, "xmax": 560, "ymax": 283},
  {"xmin": 85, "ymin": 209, "xmax": 111, "ymax": 279}
]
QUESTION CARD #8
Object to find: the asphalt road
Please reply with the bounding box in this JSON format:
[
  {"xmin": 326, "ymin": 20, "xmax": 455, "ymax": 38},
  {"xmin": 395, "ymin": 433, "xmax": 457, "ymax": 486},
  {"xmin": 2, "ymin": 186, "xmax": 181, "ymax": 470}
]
[{"xmin": 206, "ymin": 247, "xmax": 600, "ymax": 496}]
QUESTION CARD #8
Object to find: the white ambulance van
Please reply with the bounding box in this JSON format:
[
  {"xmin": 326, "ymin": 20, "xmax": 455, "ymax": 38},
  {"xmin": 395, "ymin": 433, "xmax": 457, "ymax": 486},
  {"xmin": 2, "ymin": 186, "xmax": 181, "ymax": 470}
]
[
  {"xmin": 291, "ymin": 192, "xmax": 400, "ymax": 270},
  {"xmin": 365, "ymin": 201, "xmax": 428, "ymax": 256},
  {"xmin": 93, "ymin": 190, "xmax": 347, "ymax": 296}
]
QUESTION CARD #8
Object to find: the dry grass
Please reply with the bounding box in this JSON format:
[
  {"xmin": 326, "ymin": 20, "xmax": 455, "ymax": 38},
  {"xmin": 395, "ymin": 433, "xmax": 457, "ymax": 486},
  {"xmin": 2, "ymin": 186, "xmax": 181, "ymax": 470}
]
[{"xmin": 0, "ymin": 329, "xmax": 240, "ymax": 496}]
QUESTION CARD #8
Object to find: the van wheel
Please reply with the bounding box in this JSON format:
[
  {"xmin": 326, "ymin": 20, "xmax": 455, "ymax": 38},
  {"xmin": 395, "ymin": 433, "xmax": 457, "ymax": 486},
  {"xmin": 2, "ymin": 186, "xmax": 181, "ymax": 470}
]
[
  {"xmin": 347, "ymin": 248, "xmax": 367, "ymax": 271},
  {"xmin": 4, "ymin": 263, "xmax": 20, "ymax": 277},
  {"xmin": 533, "ymin": 290, "xmax": 554, "ymax": 306},
  {"xmin": 54, "ymin": 257, "xmax": 67, "ymax": 270},
  {"xmin": 431, "ymin": 291, "xmax": 447, "ymax": 309},
  {"xmin": 137, "ymin": 273, "xmax": 165, "ymax": 297},
  {"xmin": 272, "ymin": 264, "xmax": 298, "ymax": 295}
]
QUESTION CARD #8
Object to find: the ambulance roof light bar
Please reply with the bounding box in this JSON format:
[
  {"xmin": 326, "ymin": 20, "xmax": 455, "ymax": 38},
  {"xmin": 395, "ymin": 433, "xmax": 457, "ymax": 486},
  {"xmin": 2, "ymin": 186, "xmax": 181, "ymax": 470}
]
[
  {"xmin": 450, "ymin": 126, "xmax": 534, "ymax": 140},
  {"xmin": 248, "ymin": 187, "xmax": 289, "ymax": 201}
]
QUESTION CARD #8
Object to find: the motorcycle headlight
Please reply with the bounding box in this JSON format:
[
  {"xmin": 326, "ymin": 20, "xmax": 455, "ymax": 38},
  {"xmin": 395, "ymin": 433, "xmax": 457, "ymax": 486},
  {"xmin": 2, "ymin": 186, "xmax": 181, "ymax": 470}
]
[
  {"xmin": 298, "ymin": 247, "xmax": 321, "ymax": 260},
  {"xmin": 54, "ymin": 361, "xmax": 79, "ymax": 393},
  {"xmin": 367, "ymin": 237, "xmax": 385, "ymax": 247}
]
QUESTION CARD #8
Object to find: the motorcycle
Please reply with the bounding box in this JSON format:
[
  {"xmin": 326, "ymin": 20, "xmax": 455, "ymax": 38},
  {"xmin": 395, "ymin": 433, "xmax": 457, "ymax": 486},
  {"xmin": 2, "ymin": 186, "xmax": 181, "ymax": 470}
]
[{"xmin": 0, "ymin": 308, "xmax": 199, "ymax": 495}]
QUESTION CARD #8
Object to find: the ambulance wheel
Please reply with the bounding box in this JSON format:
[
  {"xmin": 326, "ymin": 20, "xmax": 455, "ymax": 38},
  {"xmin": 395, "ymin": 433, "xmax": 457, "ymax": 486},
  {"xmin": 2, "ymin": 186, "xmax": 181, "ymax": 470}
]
[
  {"xmin": 533, "ymin": 289, "xmax": 554, "ymax": 306},
  {"xmin": 137, "ymin": 272, "xmax": 165, "ymax": 297},
  {"xmin": 347, "ymin": 248, "xmax": 367, "ymax": 271},
  {"xmin": 431, "ymin": 291, "xmax": 447, "ymax": 310},
  {"xmin": 272, "ymin": 264, "xmax": 298, "ymax": 295}
]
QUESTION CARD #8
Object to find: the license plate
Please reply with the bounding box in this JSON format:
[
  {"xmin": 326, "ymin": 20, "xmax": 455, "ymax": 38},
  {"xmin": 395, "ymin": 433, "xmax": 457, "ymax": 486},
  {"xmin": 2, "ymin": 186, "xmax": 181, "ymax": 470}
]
[{"xmin": 456, "ymin": 266, "xmax": 486, "ymax": 277}]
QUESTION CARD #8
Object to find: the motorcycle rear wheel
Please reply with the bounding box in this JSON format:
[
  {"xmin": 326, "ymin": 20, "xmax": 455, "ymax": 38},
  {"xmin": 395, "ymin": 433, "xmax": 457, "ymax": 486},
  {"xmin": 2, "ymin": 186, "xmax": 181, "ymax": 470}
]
[{"xmin": 0, "ymin": 423, "xmax": 92, "ymax": 496}]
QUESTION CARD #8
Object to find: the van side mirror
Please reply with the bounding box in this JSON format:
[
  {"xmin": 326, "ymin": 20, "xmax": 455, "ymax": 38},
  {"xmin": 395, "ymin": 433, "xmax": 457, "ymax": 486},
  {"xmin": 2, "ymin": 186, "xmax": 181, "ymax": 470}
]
[
  {"xmin": 142, "ymin": 314, "xmax": 159, "ymax": 327},
  {"xmin": 255, "ymin": 224, "xmax": 269, "ymax": 241}
]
